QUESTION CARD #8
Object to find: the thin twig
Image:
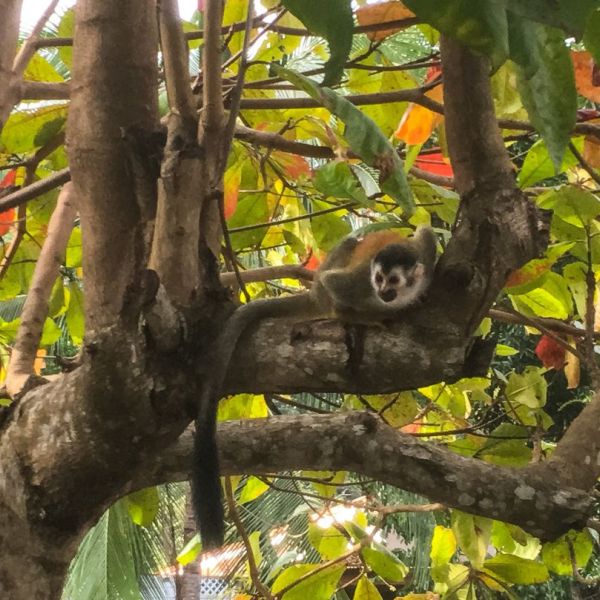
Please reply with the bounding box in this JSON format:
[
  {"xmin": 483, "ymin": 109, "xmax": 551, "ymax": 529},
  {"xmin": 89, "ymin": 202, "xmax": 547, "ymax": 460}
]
[
  {"xmin": 569, "ymin": 141, "xmax": 600, "ymax": 188},
  {"xmin": 224, "ymin": 477, "xmax": 274, "ymax": 599}
]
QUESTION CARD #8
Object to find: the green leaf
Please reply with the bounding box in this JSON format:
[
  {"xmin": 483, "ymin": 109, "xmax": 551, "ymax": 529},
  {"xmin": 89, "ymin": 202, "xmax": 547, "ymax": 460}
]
[
  {"xmin": 431, "ymin": 525, "xmax": 457, "ymax": 567},
  {"xmin": 505, "ymin": 367, "xmax": 547, "ymax": 409},
  {"xmin": 273, "ymin": 66, "xmax": 413, "ymax": 212},
  {"xmin": 491, "ymin": 521, "xmax": 541, "ymax": 560},
  {"xmin": 66, "ymin": 282, "xmax": 85, "ymax": 345},
  {"xmin": 550, "ymin": 186, "xmax": 600, "ymax": 226},
  {"xmin": 308, "ymin": 523, "xmax": 349, "ymax": 560},
  {"xmin": 511, "ymin": 272, "xmax": 573, "ymax": 319},
  {"xmin": 514, "ymin": 22, "xmax": 577, "ymax": 170},
  {"xmin": 227, "ymin": 193, "xmax": 270, "ymax": 250},
  {"xmin": 362, "ymin": 543, "xmax": 408, "ymax": 583},
  {"xmin": 542, "ymin": 530, "xmax": 593, "ymax": 575},
  {"xmin": 176, "ymin": 534, "xmax": 201, "ymax": 566},
  {"xmin": 24, "ymin": 52, "xmax": 64, "ymax": 83},
  {"xmin": 563, "ymin": 262, "xmax": 587, "ymax": 319},
  {"xmin": 304, "ymin": 469, "xmax": 347, "ymax": 499},
  {"xmin": 402, "ymin": 0, "xmax": 509, "ymax": 70},
  {"xmin": 314, "ymin": 161, "xmax": 370, "ymax": 205},
  {"xmin": 0, "ymin": 105, "xmax": 68, "ymax": 154},
  {"xmin": 505, "ymin": 0, "xmax": 599, "ymax": 37},
  {"xmin": 496, "ymin": 344, "xmax": 518, "ymax": 356},
  {"xmin": 62, "ymin": 502, "xmax": 142, "ymax": 600},
  {"xmin": 217, "ymin": 393, "xmax": 269, "ymax": 420},
  {"xmin": 517, "ymin": 138, "xmax": 581, "ymax": 188},
  {"xmin": 66, "ymin": 227, "xmax": 83, "ymax": 268},
  {"xmin": 281, "ymin": 0, "xmax": 353, "ymax": 86},
  {"xmin": 125, "ymin": 487, "xmax": 159, "ymax": 527},
  {"xmin": 271, "ymin": 563, "xmax": 345, "ymax": 600},
  {"xmin": 483, "ymin": 554, "xmax": 549, "ymax": 585},
  {"xmin": 238, "ymin": 476, "xmax": 269, "ymax": 504},
  {"xmin": 310, "ymin": 199, "xmax": 352, "ymax": 251},
  {"xmin": 244, "ymin": 531, "xmax": 263, "ymax": 576},
  {"xmin": 477, "ymin": 423, "xmax": 532, "ymax": 466},
  {"xmin": 451, "ymin": 510, "xmax": 492, "ymax": 569},
  {"xmin": 57, "ymin": 9, "xmax": 74, "ymax": 68},
  {"xmin": 584, "ymin": 9, "xmax": 600, "ymax": 62},
  {"xmin": 353, "ymin": 575, "xmax": 383, "ymax": 600},
  {"xmin": 40, "ymin": 317, "xmax": 62, "ymax": 346}
]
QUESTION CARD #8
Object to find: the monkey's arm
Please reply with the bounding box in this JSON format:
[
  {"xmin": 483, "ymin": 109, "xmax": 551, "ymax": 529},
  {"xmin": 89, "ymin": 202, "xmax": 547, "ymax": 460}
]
[{"xmin": 414, "ymin": 225, "xmax": 437, "ymax": 278}]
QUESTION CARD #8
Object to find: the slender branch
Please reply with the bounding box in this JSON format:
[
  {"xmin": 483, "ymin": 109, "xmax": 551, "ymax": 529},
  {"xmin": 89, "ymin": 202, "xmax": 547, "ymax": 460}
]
[
  {"xmin": 237, "ymin": 88, "xmax": 443, "ymax": 112},
  {"xmin": 6, "ymin": 183, "xmax": 76, "ymax": 397},
  {"xmin": 12, "ymin": 0, "xmax": 59, "ymax": 74},
  {"xmin": 220, "ymin": 264, "xmax": 314, "ymax": 287},
  {"xmin": 488, "ymin": 308, "xmax": 589, "ymax": 339},
  {"xmin": 158, "ymin": 0, "xmax": 196, "ymax": 123},
  {"xmin": 567, "ymin": 538, "xmax": 600, "ymax": 586},
  {"xmin": 569, "ymin": 141, "xmax": 600, "ymax": 188},
  {"xmin": 229, "ymin": 201, "xmax": 355, "ymax": 234},
  {"xmin": 201, "ymin": 0, "xmax": 224, "ymax": 135},
  {"xmin": 224, "ymin": 477, "xmax": 274, "ymax": 599},
  {"xmin": 33, "ymin": 16, "xmax": 421, "ymax": 48},
  {"xmin": 0, "ymin": 168, "xmax": 70, "ymax": 213}
]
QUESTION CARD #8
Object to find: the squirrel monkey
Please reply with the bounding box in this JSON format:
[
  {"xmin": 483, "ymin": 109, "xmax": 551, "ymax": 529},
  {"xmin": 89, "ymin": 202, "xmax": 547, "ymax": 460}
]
[{"xmin": 192, "ymin": 226, "xmax": 437, "ymax": 548}]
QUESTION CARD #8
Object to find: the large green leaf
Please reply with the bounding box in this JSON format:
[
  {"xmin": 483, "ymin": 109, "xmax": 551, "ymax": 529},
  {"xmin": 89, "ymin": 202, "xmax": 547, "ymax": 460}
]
[
  {"xmin": 361, "ymin": 543, "xmax": 408, "ymax": 584},
  {"xmin": 271, "ymin": 563, "xmax": 345, "ymax": 600},
  {"xmin": 542, "ymin": 530, "xmax": 593, "ymax": 575},
  {"xmin": 504, "ymin": 0, "xmax": 600, "ymax": 37},
  {"xmin": 353, "ymin": 575, "xmax": 383, "ymax": 600},
  {"xmin": 517, "ymin": 138, "xmax": 581, "ymax": 188},
  {"xmin": 505, "ymin": 367, "xmax": 547, "ymax": 409},
  {"xmin": 273, "ymin": 66, "xmax": 413, "ymax": 212},
  {"xmin": 514, "ymin": 22, "xmax": 576, "ymax": 170},
  {"xmin": 308, "ymin": 523, "xmax": 348, "ymax": 560},
  {"xmin": 402, "ymin": 0, "xmax": 509, "ymax": 70},
  {"xmin": 227, "ymin": 193, "xmax": 270, "ymax": 250},
  {"xmin": 62, "ymin": 502, "xmax": 142, "ymax": 600},
  {"xmin": 282, "ymin": 0, "xmax": 353, "ymax": 86},
  {"xmin": 483, "ymin": 554, "xmax": 549, "ymax": 585},
  {"xmin": 451, "ymin": 510, "xmax": 492, "ymax": 569}
]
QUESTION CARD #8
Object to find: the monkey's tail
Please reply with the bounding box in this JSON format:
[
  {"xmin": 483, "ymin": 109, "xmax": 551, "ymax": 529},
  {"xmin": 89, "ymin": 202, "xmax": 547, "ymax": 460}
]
[{"xmin": 191, "ymin": 293, "xmax": 314, "ymax": 550}]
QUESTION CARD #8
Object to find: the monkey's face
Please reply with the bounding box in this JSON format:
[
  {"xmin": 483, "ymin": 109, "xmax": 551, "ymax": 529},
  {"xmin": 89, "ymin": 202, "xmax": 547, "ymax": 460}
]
[
  {"xmin": 370, "ymin": 243, "xmax": 426, "ymax": 307},
  {"xmin": 371, "ymin": 262, "xmax": 424, "ymax": 304}
]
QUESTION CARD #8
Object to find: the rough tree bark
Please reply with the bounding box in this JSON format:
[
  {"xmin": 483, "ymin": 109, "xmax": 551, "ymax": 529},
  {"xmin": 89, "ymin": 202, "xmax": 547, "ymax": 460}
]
[{"xmin": 0, "ymin": 3, "xmax": 597, "ymax": 600}]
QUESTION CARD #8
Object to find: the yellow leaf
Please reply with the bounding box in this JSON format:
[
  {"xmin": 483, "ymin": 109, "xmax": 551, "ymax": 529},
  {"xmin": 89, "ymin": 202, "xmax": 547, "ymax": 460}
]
[{"xmin": 564, "ymin": 338, "xmax": 580, "ymax": 389}]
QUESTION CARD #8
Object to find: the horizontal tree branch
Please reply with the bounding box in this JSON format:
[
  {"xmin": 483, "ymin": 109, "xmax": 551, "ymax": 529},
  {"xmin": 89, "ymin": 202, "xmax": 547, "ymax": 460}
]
[{"xmin": 147, "ymin": 412, "xmax": 593, "ymax": 540}]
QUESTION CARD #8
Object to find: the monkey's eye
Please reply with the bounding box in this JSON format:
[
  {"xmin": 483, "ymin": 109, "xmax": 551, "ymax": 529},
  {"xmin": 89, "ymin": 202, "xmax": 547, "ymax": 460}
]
[
  {"xmin": 388, "ymin": 275, "xmax": 399, "ymax": 285},
  {"xmin": 375, "ymin": 273, "xmax": 383, "ymax": 284}
]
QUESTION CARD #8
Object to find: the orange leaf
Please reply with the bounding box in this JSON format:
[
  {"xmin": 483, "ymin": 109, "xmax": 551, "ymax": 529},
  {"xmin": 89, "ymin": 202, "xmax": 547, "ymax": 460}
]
[
  {"xmin": 394, "ymin": 80, "xmax": 443, "ymax": 145},
  {"xmin": 401, "ymin": 421, "xmax": 422, "ymax": 434},
  {"xmin": 304, "ymin": 247, "xmax": 322, "ymax": 271},
  {"xmin": 572, "ymin": 50, "xmax": 600, "ymax": 102},
  {"xmin": 584, "ymin": 134, "xmax": 600, "ymax": 168},
  {"xmin": 535, "ymin": 335, "xmax": 565, "ymax": 370},
  {"xmin": 272, "ymin": 152, "xmax": 311, "ymax": 179},
  {"xmin": 34, "ymin": 349, "xmax": 47, "ymax": 376},
  {"xmin": 564, "ymin": 342, "xmax": 580, "ymax": 389},
  {"xmin": 356, "ymin": 1, "xmax": 416, "ymax": 41},
  {"xmin": 0, "ymin": 208, "xmax": 15, "ymax": 237},
  {"xmin": 505, "ymin": 258, "xmax": 552, "ymax": 288},
  {"xmin": 223, "ymin": 167, "xmax": 241, "ymax": 220}
]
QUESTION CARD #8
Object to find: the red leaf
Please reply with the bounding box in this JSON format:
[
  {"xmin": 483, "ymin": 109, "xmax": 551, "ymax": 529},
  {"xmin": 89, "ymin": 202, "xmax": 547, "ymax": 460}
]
[
  {"xmin": 535, "ymin": 335, "xmax": 566, "ymax": 370},
  {"xmin": 414, "ymin": 151, "xmax": 453, "ymax": 177},
  {"xmin": 0, "ymin": 170, "xmax": 16, "ymax": 188},
  {"xmin": 0, "ymin": 208, "xmax": 15, "ymax": 237}
]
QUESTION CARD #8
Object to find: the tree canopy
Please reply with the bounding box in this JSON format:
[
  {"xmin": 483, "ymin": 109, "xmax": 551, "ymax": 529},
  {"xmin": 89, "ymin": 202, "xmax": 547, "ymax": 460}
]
[{"xmin": 0, "ymin": 1, "xmax": 599, "ymax": 599}]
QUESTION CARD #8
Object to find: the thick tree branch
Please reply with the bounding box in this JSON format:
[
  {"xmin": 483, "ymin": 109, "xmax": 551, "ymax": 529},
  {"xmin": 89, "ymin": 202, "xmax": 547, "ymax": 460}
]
[
  {"xmin": 150, "ymin": 0, "xmax": 204, "ymax": 304},
  {"xmin": 148, "ymin": 413, "xmax": 593, "ymax": 540},
  {"xmin": 6, "ymin": 183, "xmax": 76, "ymax": 397},
  {"xmin": 67, "ymin": 0, "xmax": 159, "ymax": 330}
]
